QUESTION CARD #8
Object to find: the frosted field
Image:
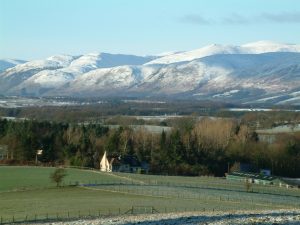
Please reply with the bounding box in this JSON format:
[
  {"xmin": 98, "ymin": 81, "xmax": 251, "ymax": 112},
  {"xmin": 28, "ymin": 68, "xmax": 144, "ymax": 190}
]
[{"xmin": 24, "ymin": 210, "xmax": 300, "ymax": 225}]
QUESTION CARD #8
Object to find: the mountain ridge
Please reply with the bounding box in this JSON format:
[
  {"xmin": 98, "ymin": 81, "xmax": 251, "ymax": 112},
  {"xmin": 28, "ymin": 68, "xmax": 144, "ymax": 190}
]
[{"xmin": 1, "ymin": 41, "xmax": 300, "ymax": 105}]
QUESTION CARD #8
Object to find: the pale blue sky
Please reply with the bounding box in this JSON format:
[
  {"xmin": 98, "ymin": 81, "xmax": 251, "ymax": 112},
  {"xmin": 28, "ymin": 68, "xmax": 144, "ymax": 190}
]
[{"xmin": 1, "ymin": 0, "xmax": 300, "ymax": 60}]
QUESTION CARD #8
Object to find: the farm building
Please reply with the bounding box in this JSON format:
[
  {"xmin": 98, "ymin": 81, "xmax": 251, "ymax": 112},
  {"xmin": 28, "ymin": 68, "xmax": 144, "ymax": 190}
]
[
  {"xmin": 226, "ymin": 171, "xmax": 287, "ymax": 186},
  {"xmin": 230, "ymin": 162, "xmax": 256, "ymax": 173},
  {"xmin": 99, "ymin": 151, "xmax": 149, "ymax": 173},
  {"xmin": 281, "ymin": 178, "xmax": 300, "ymax": 188}
]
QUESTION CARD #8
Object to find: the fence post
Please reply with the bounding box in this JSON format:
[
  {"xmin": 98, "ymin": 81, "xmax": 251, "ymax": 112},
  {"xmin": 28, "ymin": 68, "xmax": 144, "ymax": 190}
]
[
  {"xmin": 35, "ymin": 214, "xmax": 37, "ymax": 222},
  {"xmin": 1, "ymin": 216, "xmax": 2, "ymax": 224},
  {"xmin": 118, "ymin": 208, "xmax": 121, "ymax": 215},
  {"xmin": 98, "ymin": 210, "xmax": 101, "ymax": 216},
  {"xmin": 78, "ymin": 211, "xmax": 80, "ymax": 218},
  {"xmin": 12, "ymin": 215, "xmax": 14, "ymax": 223},
  {"xmin": 46, "ymin": 213, "xmax": 48, "ymax": 220},
  {"xmin": 68, "ymin": 211, "xmax": 70, "ymax": 219}
]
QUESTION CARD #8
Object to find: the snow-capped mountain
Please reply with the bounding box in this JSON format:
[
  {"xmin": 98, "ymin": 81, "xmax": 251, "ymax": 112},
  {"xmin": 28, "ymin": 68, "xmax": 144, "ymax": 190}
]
[
  {"xmin": 0, "ymin": 59, "xmax": 27, "ymax": 72},
  {"xmin": 1, "ymin": 41, "xmax": 300, "ymax": 105},
  {"xmin": 241, "ymin": 41, "xmax": 300, "ymax": 54},
  {"xmin": 146, "ymin": 41, "xmax": 300, "ymax": 65},
  {"xmin": 0, "ymin": 53, "xmax": 156, "ymax": 94}
]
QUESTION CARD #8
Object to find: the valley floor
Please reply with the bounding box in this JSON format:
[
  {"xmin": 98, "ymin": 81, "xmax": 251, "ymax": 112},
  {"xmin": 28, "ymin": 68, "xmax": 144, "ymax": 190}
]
[{"xmin": 23, "ymin": 209, "xmax": 300, "ymax": 225}]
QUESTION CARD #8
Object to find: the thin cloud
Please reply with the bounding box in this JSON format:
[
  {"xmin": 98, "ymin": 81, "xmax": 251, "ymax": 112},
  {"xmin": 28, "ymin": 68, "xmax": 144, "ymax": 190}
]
[
  {"xmin": 178, "ymin": 14, "xmax": 210, "ymax": 25},
  {"xmin": 222, "ymin": 13, "xmax": 250, "ymax": 25},
  {"xmin": 261, "ymin": 11, "xmax": 300, "ymax": 23}
]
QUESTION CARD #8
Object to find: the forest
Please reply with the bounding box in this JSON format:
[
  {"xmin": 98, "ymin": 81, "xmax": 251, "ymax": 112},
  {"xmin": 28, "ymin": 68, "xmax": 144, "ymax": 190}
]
[{"xmin": 0, "ymin": 116, "xmax": 299, "ymax": 177}]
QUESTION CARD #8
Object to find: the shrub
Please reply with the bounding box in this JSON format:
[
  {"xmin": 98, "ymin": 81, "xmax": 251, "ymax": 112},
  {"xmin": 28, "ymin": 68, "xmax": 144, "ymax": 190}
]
[{"xmin": 50, "ymin": 168, "xmax": 67, "ymax": 187}]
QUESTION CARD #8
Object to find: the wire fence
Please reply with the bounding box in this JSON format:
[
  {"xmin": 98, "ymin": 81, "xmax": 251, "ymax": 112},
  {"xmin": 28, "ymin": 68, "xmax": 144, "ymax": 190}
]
[
  {"xmin": 1, "ymin": 166, "xmax": 299, "ymax": 224},
  {"xmin": 1, "ymin": 180, "xmax": 299, "ymax": 224},
  {"xmin": 81, "ymin": 183, "xmax": 300, "ymax": 208},
  {"xmin": 70, "ymin": 178, "xmax": 300, "ymax": 198},
  {"xmin": 0, "ymin": 206, "xmax": 220, "ymax": 224}
]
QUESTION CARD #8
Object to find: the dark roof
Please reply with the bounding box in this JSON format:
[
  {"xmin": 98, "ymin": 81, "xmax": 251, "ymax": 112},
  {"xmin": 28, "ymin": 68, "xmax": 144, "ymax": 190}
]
[
  {"xmin": 281, "ymin": 178, "xmax": 300, "ymax": 186},
  {"xmin": 121, "ymin": 155, "xmax": 141, "ymax": 167},
  {"xmin": 109, "ymin": 155, "xmax": 141, "ymax": 167},
  {"xmin": 227, "ymin": 171, "xmax": 280, "ymax": 181}
]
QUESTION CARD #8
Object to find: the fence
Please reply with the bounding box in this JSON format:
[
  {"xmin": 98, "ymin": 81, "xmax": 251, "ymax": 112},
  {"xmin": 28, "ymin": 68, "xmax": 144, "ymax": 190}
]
[
  {"xmin": 74, "ymin": 178, "xmax": 300, "ymax": 199},
  {"xmin": 1, "ymin": 166, "xmax": 299, "ymax": 224},
  {"xmin": 80, "ymin": 183, "xmax": 300, "ymax": 208},
  {"xmin": 0, "ymin": 206, "xmax": 214, "ymax": 224}
]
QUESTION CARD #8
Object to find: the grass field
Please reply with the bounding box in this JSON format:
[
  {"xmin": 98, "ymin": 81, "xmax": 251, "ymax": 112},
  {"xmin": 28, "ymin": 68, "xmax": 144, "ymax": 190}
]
[
  {"xmin": 0, "ymin": 166, "xmax": 126, "ymax": 192},
  {"xmin": 0, "ymin": 166, "xmax": 299, "ymax": 223}
]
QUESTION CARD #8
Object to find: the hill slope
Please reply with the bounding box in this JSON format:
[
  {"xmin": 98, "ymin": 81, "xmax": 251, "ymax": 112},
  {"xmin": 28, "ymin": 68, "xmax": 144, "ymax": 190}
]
[{"xmin": 1, "ymin": 41, "xmax": 300, "ymax": 105}]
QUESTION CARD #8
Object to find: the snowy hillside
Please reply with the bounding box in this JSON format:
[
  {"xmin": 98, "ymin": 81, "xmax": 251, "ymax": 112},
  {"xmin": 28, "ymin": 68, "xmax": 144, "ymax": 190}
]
[
  {"xmin": 146, "ymin": 41, "xmax": 300, "ymax": 65},
  {"xmin": 0, "ymin": 53, "xmax": 156, "ymax": 94},
  {"xmin": 1, "ymin": 41, "xmax": 300, "ymax": 105},
  {"xmin": 146, "ymin": 44, "xmax": 242, "ymax": 65},
  {"xmin": 0, "ymin": 59, "xmax": 27, "ymax": 72}
]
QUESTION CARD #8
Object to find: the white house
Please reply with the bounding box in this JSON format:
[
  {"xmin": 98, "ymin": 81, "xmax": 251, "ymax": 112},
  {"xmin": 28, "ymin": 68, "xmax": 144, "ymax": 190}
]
[{"xmin": 100, "ymin": 151, "xmax": 112, "ymax": 172}]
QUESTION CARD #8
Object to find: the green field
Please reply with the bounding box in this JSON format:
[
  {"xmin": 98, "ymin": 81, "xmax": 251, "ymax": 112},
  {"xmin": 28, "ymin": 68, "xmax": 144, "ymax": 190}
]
[
  {"xmin": 0, "ymin": 166, "xmax": 299, "ymax": 223},
  {"xmin": 0, "ymin": 166, "xmax": 126, "ymax": 192}
]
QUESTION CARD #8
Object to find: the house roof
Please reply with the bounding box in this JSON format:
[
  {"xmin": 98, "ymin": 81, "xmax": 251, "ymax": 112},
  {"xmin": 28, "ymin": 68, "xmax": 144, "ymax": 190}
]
[
  {"xmin": 281, "ymin": 178, "xmax": 300, "ymax": 186},
  {"xmin": 227, "ymin": 171, "xmax": 281, "ymax": 181},
  {"xmin": 108, "ymin": 154, "xmax": 141, "ymax": 167}
]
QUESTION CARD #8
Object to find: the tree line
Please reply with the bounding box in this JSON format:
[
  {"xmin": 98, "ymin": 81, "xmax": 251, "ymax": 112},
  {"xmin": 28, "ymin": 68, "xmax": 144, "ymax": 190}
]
[{"xmin": 0, "ymin": 117, "xmax": 299, "ymax": 177}]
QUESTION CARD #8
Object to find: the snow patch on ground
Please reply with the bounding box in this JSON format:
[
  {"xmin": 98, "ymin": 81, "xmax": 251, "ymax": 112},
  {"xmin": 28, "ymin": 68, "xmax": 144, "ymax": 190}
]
[{"xmin": 27, "ymin": 210, "xmax": 300, "ymax": 225}]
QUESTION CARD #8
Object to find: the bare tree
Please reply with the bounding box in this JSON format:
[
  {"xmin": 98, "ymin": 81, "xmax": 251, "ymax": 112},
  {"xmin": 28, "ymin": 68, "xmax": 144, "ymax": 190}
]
[
  {"xmin": 50, "ymin": 168, "xmax": 67, "ymax": 187},
  {"xmin": 192, "ymin": 118, "xmax": 236, "ymax": 151}
]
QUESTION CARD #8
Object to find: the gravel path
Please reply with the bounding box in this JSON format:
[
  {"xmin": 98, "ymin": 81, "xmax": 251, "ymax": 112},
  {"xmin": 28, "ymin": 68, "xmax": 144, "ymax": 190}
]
[{"xmin": 24, "ymin": 209, "xmax": 300, "ymax": 225}]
